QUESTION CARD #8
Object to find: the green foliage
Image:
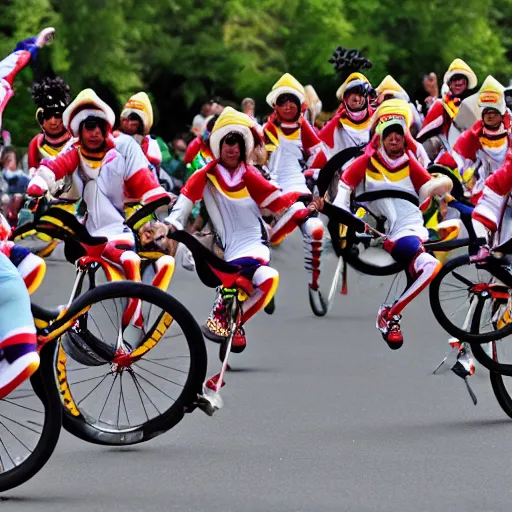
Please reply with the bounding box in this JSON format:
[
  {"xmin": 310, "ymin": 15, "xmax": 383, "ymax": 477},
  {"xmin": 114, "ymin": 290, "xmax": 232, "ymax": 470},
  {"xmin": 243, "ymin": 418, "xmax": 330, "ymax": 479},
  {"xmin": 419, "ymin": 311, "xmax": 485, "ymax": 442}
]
[{"xmin": 1, "ymin": 0, "xmax": 512, "ymax": 144}]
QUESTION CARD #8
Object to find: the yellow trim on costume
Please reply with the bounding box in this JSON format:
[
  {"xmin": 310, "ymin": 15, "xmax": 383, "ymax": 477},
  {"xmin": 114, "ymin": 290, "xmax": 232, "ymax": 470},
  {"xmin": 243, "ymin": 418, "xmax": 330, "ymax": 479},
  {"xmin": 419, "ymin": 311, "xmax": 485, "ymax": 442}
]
[
  {"xmin": 339, "ymin": 116, "xmax": 372, "ymax": 130},
  {"xmin": 366, "ymin": 157, "xmax": 410, "ymax": 182},
  {"xmin": 154, "ymin": 259, "xmax": 175, "ymax": 292},
  {"xmin": 480, "ymin": 137, "xmax": 507, "ymax": 149},
  {"xmin": 442, "ymin": 98, "xmax": 459, "ymax": 119},
  {"xmin": 207, "ymin": 174, "xmax": 250, "ymax": 199},
  {"xmin": 40, "ymin": 144, "xmax": 62, "ymax": 158},
  {"xmin": 265, "ymin": 130, "xmax": 280, "ymax": 148},
  {"xmin": 103, "ymin": 262, "xmax": 124, "ymax": 282},
  {"xmin": 261, "ymin": 274, "xmax": 280, "ymax": 310},
  {"xmin": 279, "ymin": 127, "xmax": 300, "ymax": 141},
  {"xmin": 26, "ymin": 260, "xmax": 47, "ymax": 296},
  {"xmin": 139, "ymin": 251, "xmax": 166, "ymax": 260},
  {"xmin": 130, "ymin": 312, "xmax": 174, "ymax": 359}
]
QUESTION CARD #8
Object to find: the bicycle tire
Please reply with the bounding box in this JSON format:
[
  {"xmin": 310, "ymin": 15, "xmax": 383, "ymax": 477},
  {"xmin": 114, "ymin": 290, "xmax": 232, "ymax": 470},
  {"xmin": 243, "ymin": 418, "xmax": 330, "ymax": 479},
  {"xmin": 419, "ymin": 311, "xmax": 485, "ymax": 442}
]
[
  {"xmin": 0, "ymin": 340, "xmax": 62, "ymax": 493},
  {"xmin": 430, "ymin": 254, "xmax": 512, "ymax": 343},
  {"xmin": 54, "ymin": 282, "xmax": 207, "ymax": 446},
  {"xmin": 467, "ymin": 297, "xmax": 512, "ymax": 413}
]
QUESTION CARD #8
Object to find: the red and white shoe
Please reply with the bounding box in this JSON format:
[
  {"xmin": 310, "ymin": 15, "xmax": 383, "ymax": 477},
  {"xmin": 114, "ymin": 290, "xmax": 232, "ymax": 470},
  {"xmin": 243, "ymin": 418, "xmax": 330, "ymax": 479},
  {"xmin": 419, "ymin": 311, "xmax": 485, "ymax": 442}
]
[
  {"xmin": 376, "ymin": 305, "xmax": 403, "ymax": 350},
  {"xmin": 0, "ymin": 345, "xmax": 40, "ymax": 400},
  {"xmin": 35, "ymin": 27, "xmax": 55, "ymax": 48}
]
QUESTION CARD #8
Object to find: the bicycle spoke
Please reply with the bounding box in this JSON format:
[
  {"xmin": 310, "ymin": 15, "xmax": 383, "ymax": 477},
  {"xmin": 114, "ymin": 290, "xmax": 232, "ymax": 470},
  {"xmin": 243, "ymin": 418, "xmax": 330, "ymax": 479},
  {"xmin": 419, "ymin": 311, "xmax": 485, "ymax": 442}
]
[
  {"xmin": 69, "ymin": 374, "xmax": 108, "ymax": 386},
  {"xmin": 142, "ymin": 358, "xmax": 189, "ymax": 374},
  {"xmin": 451, "ymin": 271, "xmax": 474, "ymax": 288},
  {"xmin": 0, "ymin": 420, "xmax": 32, "ymax": 452},
  {"xmin": 116, "ymin": 373, "xmax": 123, "ymax": 429},
  {"xmin": 133, "ymin": 362, "xmax": 185, "ymax": 388},
  {"xmin": 1, "ymin": 399, "xmax": 43, "ymax": 415},
  {"xmin": 131, "ymin": 370, "xmax": 177, "ymax": 402},
  {"xmin": 129, "ymin": 371, "xmax": 156, "ymax": 419},
  {"xmin": 101, "ymin": 300, "xmax": 118, "ymax": 333},
  {"xmin": 98, "ymin": 373, "xmax": 119, "ymax": 422},
  {"xmin": 76, "ymin": 373, "xmax": 111, "ymax": 406},
  {"xmin": 0, "ymin": 429, "xmax": 16, "ymax": 467},
  {"xmin": 0, "ymin": 413, "xmax": 42, "ymax": 435},
  {"xmin": 120, "ymin": 373, "xmax": 130, "ymax": 426}
]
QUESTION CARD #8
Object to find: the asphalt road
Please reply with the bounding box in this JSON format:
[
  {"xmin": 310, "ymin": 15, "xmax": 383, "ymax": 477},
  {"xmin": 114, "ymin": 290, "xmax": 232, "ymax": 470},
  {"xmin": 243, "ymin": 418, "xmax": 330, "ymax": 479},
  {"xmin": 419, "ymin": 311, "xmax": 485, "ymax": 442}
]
[{"xmin": 2, "ymin": 232, "xmax": 512, "ymax": 512}]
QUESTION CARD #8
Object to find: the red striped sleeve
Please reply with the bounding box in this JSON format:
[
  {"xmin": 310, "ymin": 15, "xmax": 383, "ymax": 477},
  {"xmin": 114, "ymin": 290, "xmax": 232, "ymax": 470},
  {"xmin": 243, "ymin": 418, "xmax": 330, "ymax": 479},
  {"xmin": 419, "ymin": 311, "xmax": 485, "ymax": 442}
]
[{"xmin": 41, "ymin": 147, "xmax": 80, "ymax": 180}]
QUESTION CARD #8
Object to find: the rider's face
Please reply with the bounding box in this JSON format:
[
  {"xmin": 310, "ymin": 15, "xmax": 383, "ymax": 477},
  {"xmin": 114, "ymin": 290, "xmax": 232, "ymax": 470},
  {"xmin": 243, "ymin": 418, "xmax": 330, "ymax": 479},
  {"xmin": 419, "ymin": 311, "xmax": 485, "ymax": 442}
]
[
  {"xmin": 345, "ymin": 92, "xmax": 365, "ymax": 110},
  {"xmin": 121, "ymin": 117, "xmax": 141, "ymax": 136},
  {"xmin": 275, "ymin": 97, "xmax": 299, "ymax": 122},
  {"xmin": 220, "ymin": 140, "xmax": 241, "ymax": 170},
  {"xmin": 482, "ymin": 110, "xmax": 503, "ymax": 129},
  {"xmin": 449, "ymin": 77, "xmax": 468, "ymax": 97},
  {"xmin": 383, "ymin": 131, "xmax": 405, "ymax": 157},
  {"xmin": 81, "ymin": 123, "xmax": 105, "ymax": 151},
  {"xmin": 43, "ymin": 114, "xmax": 64, "ymax": 136}
]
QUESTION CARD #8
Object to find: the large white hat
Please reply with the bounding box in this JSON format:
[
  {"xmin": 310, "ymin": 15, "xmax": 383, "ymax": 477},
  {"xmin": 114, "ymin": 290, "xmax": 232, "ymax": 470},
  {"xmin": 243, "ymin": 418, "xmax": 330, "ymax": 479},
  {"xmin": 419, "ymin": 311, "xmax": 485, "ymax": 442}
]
[
  {"xmin": 336, "ymin": 72, "xmax": 371, "ymax": 101},
  {"xmin": 266, "ymin": 73, "xmax": 305, "ymax": 107},
  {"xmin": 478, "ymin": 75, "xmax": 506, "ymax": 115},
  {"xmin": 444, "ymin": 59, "xmax": 478, "ymax": 89},
  {"xmin": 209, "ymin": 107, "xmax": 256, "ymax": 159},
  {"xmin": 63, "ymin": 88, "xmax": 115, "ymax": 136},
  {"xmin": 121, "ymin": 92, "xmax": 154, "ymax": 135}
]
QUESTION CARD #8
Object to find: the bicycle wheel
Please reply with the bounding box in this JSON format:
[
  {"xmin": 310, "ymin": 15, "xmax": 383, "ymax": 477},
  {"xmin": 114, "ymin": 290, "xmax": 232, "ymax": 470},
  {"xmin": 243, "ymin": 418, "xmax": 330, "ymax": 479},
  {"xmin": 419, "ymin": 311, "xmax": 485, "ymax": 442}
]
[
  {"xmin": 54, "ymin": 282, "xmax": 207, "ymax": 446},
  {"xmin": 467, "ymin": 295, "xmax": 512, "ymax": 415},
  {"xmin": 0, "ymin": 340, "xmax": 62, "ymax": 492},
  {"xmin": 429, "ymin": 254, "xmax": 512, "ymax": 343}
]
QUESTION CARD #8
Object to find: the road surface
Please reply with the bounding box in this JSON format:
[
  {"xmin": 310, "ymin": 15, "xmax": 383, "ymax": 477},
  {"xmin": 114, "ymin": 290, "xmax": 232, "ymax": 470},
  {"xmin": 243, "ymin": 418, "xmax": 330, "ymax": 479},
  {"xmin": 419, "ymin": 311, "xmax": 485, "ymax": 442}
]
[{"xmin": 2, "ymin": 233, "xmax": 512, "ymax": 512}]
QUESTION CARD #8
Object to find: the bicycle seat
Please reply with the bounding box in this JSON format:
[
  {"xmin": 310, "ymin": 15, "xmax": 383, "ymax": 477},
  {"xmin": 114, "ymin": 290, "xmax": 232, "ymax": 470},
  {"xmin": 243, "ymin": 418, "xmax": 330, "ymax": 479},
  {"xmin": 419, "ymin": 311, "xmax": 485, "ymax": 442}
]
[{"xmin": 168, "ymin": 230, "xmax": 245, "ymax": 288}]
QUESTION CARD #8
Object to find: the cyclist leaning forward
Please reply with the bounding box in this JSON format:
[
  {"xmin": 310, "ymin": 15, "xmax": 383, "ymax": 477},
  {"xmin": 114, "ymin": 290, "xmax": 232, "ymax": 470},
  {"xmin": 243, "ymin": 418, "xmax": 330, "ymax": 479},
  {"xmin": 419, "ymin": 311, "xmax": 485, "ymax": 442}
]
[{"xmin": 138, "ymin": 107, "xmax": 309, "ymax": 352}]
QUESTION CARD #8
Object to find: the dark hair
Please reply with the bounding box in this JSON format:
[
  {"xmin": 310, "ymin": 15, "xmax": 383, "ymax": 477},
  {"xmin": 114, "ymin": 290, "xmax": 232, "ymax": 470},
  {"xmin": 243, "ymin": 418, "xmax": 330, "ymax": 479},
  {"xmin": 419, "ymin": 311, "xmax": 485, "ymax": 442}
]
[
  {"xmin": 79, "ymin": 117, "xmax": 107, "ymax": 137},
  {"xmin": 329, "ymin": 46, "xmax": 372, "ymax": 83},
  {"xmin": 32, "ymin": 77, "xmax": 71, "ymax": 125}
]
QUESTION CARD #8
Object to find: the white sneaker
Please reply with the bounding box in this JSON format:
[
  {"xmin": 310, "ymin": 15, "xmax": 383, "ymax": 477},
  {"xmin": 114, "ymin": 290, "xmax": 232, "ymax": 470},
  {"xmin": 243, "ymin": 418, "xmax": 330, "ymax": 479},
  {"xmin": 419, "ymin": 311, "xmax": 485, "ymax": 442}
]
[{"xmin": 35, "ymin": 27, "xmax": 55, "ymax": 48}]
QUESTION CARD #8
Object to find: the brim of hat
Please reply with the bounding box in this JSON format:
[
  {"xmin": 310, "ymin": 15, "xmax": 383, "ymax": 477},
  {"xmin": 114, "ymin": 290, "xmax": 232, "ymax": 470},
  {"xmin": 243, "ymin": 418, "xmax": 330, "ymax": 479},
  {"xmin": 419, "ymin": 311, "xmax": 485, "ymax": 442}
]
[
  {"xmin": 377, "ymin": 89, "xmax": 410, "ymax": 103},
  {"xmin": 479, "ymin": 102, "xmax": 506, "ymax": 115},
  {"xmin": 210, "ymin": 125, "xmax": 254, "ymax": 159},
  {"xmin": 444, "ymin": 70, "xmax": 478, "ymax": 90},
  {"xmin": 266, "ymin": 87, "xmax": 305, "ymax": 107},
  {"xmin": 336, "ymin": 79, "xmax": 369, "ymax": 101},
  {"xmin": 377, "ymin": 118, "xmax": 408, "ymax": 137},
  {"xmin": 64, "ymin": 94, "xmax": 116, "ymax": 136}
]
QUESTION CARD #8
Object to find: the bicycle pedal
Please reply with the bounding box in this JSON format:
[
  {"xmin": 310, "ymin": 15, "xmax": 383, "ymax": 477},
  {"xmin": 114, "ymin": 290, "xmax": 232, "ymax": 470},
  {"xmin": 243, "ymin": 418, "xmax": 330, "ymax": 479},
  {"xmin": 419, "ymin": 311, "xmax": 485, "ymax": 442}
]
[
  {"xmin": 195, "ymin": 395, "xmax": 218, "ymax": 417},
  {"xmin": 451, "ymin": 360, "xmax": 472, "ymax": 380}
]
